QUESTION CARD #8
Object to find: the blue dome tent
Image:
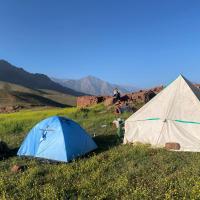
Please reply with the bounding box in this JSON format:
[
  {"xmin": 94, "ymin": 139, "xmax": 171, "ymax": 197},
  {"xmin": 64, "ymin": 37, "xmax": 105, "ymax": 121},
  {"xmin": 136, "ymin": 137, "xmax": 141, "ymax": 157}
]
[{"xmin": 17, "ymin": 116, "xmax": 97, "ymax": 162}]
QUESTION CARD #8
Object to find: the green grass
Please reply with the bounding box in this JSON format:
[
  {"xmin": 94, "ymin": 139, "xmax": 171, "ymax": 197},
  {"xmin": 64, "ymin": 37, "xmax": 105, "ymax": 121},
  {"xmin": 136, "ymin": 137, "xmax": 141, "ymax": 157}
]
[{"xmin": 1, "ymin": 104, "xmax": 200, "ymax": 199}]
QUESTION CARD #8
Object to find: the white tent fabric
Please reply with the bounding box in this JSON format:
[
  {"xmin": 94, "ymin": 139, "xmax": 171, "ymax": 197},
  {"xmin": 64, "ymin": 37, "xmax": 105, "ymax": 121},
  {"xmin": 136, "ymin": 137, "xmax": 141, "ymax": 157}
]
[{"xmin": 124, "ymin": 75, "xmax": 200, "ymax": 151}]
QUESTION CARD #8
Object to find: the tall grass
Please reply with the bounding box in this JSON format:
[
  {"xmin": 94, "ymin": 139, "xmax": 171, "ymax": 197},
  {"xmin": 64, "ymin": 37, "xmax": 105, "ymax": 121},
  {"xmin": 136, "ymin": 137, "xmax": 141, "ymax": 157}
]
[{"xmin": 0, "ymin": 105, "xmax": 200, "ymax": 199}]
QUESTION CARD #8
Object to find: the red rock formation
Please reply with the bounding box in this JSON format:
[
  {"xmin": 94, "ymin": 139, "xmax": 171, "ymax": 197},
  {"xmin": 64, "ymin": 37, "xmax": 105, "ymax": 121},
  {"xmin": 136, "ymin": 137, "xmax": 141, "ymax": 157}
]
[
  {"xmin": 104, "ymin": 97, "xmax": 115, "ymax": 106},
  {"xmin": 76, "ymin": 86, "xmax": 164, "ymax": 108},
  {"xmin": 195, "ymin": 84, "xmax": 200, "ymax": 89},
  {"xmin": 126, "ymin": 90, "xmax": 156, "ymax": 103},
  {"xmin": 77, "ymin": 96, "xmax": 107, "ymax": 107},
  {"xmin": 152, "ymin": 86, "xmax": 163, "ymax": 93}
]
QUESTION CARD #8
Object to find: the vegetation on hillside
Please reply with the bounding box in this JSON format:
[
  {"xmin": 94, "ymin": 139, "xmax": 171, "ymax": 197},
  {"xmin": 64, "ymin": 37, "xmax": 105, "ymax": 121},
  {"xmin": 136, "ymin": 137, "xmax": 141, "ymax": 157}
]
[
  {"xmin": 0, "ymin": 81, "xmax": 76, "ymax": 107},
  {"xmin": 0, "ymin": 105, "xmax": 200, "ymax": 199}
]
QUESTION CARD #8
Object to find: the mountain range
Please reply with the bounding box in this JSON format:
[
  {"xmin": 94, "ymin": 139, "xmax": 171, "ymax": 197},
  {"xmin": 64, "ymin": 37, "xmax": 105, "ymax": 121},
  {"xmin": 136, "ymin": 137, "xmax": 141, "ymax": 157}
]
[
  {"xmin": 1, "ymin": 59, "xmax": 200, "ymax": 110},
  {"xmin": 52, "ymin": 76, "xmax": 137, "ymax": 96},
  {"xmin": 0, "ymin": 60, "xmax": 137, "ymax": 108},
  {"xmin": 0, "ymin": 60, "xmax": 82, "ymax": 107},
  {"xmin": 0, "ymin": 60, "xmax": 84, "ymax": 96}
]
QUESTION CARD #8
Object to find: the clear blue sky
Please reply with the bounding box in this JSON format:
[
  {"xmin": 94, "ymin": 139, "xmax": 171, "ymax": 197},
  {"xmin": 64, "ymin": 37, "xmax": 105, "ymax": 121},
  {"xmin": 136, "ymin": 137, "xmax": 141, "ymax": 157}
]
[{"xmin": 0, "ymin": 0, "xmax": 200, "ymax": 87}]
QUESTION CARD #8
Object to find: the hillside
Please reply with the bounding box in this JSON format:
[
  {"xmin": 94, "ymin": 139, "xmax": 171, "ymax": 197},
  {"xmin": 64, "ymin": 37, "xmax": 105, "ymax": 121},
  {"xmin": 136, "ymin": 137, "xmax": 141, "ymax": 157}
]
[
  {"xmin": 52, "ymin": 76, "xmax": 137, "ymax": 96},
  {"xmin": 0, "ymin": 60, "xmax": 84, "ymax": 96},
  {"xmin": 0, "ymin": 81, "xmax": 76, "ymax": 108},
  {"xmin": 0, "ymin": 105, "xmax": 200, "ymax": 199}
]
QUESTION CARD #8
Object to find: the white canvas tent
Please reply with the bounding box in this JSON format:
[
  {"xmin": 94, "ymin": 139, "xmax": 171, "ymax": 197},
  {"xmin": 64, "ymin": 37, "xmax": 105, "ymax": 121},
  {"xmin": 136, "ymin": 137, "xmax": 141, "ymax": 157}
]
[{"xmin": 124, "ymin": 75, "xmax": 200, "ymax": 151}]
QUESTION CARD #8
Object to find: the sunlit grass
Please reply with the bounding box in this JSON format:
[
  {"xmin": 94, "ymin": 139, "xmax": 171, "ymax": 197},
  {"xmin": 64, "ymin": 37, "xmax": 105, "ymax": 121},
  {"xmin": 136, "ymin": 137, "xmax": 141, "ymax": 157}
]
[{"xmin": 0, "ymin": 104, "xmax": 200, "ymax": 199}]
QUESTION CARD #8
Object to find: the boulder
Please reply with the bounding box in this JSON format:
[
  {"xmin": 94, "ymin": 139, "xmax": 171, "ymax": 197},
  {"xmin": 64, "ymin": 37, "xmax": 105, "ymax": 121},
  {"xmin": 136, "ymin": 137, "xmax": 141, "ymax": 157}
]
[
  {"xmin": 165, "ymin": 142, "xmax": 181, "ymax": 150},
  {"xmin": 152, "ymin": 86, "xmax": 164, "ymax": 94},
  {"xmin": 104, "ymin": 97, "xmax": 114, "ymax": 106},
  {"xmin": 11, "ymin": 165, "xmax": 27, "ymax": 173},
  {"xmin": 120, "ymin": 95, "xmax": 129, "ymax": 102},
  {"xmin": 144, "ymin": 90, "xmax": 156, "ymax": 103},
  {"xmin": 77, "ymin": 96, "xmax": 106, "ymax": 107},
  {"xmin": 126, "ymin": 90, "xmax": 156, "ymax": 103}
]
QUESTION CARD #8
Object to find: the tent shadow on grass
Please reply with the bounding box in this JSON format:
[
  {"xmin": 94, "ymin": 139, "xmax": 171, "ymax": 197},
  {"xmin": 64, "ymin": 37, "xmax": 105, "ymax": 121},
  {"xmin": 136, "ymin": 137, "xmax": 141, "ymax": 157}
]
[
  {"xmin": 0, "ymin": 147, "xmax": 19, "ymax": 161},
  {"xmin": 0, "ymin": 135, "xmax": 121, "ymax": 162},
  {"xmin": 93, "ymin": 134, "xmax": 121, "ymax": 153}
]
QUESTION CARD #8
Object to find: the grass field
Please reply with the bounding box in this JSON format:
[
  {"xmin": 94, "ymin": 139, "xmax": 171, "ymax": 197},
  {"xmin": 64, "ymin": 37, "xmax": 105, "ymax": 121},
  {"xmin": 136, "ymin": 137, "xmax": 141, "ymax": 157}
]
[{"xmin": 1, "ymin": 104, "xmax": 200, "ymax": 199}]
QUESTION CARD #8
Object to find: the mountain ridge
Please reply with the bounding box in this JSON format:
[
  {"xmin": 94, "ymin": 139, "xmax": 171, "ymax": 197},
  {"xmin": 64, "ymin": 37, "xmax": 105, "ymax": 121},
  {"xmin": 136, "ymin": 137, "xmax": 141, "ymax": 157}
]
[
  {"xmin": 0, "ymin": 60, "xmax": 84, "ymax": 96},
  {"xmin": 0, "ymin": 80, "xmax": 77, "ymax": 108},
  {"xmin": 52, "ymin": 75, "xmax": 138, "ymax": 96}
]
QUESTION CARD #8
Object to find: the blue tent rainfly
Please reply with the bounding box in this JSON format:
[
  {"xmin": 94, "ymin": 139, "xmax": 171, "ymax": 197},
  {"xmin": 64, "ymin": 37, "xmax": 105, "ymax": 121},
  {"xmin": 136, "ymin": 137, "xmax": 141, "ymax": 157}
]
[{"xmin": 17, "ymin": 116, "xmax": 97, "ymax": 162}]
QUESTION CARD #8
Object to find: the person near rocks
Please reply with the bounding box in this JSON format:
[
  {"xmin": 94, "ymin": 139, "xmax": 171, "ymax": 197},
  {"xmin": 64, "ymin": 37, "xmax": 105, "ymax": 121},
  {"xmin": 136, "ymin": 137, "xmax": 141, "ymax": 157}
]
[
  {"xmin": 114, "ymin": 101, "xmax": 122, "ymax": 115},
  {"xmin": 113, "ymin": 88, "xmax": 121, "ymax": 101}
]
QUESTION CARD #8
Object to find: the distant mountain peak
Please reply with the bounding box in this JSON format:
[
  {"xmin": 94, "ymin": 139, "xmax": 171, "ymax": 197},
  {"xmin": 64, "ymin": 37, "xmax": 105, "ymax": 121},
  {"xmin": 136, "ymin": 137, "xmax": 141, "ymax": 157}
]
[
  {"xmin": 52, "ymin": 75, "xmax": 138, "ymax": 96},
  {"xmin": 80, "ymin": 75, "xmax": 101, "ymax": 81},
  {"xmin": 0, "ymin": 59, "xmax": 13, "ymax": 67},
  {"xmin": 0, "ymin": 59, "xmax": 10, "ymax": 63},
  {"xmin": 84, "ymin": 75, "xmax": 96, "ymax": 79}
]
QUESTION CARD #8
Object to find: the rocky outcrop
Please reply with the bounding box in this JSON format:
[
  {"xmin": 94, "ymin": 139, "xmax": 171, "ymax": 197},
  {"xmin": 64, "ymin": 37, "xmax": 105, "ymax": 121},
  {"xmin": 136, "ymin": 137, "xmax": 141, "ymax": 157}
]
[
  {"xmin": 127, "ymin": 90, "xmax": 156, "ymax": 104},
  {"xmin": 0, "ymin": 105, "xmax": 24, "ymax": 113},
  {"xmin": 77, "ymin": 96, "xmax": 109, "ymax": 107},
  {"xmin": 104, "ymin": 97, "xmax": 115, "ymax": 106},
  {"xmin": 152, "ymin": 86, "xmax": 163, "ymax": 93},
  {"xmin": 195, "ymin": 84, "xmax": 200, "ymax": 89},
  {"xmin": 77, "ymin": 86, "xmax": 164, "ymax": 108}
]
